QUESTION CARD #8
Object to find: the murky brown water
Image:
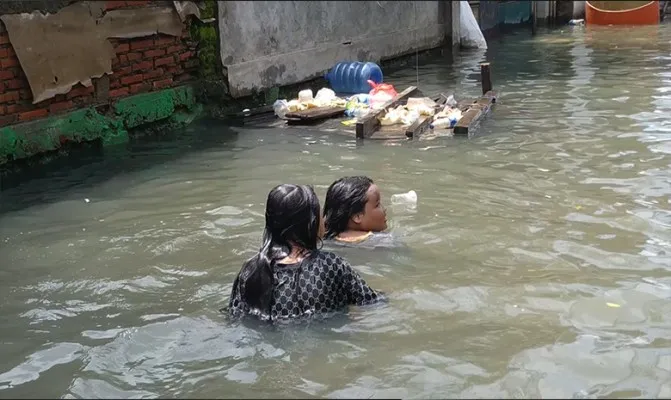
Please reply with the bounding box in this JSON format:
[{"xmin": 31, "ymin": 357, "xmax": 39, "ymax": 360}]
[{"xmin": 2, "ymin": 24, "xmax": 671, "ymax": 399}]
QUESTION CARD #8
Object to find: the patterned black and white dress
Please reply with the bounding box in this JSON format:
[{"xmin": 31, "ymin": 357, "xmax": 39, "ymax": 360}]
[{"xmin": 227, "ymin": 250, "xmax": 384, "ymax": 321}]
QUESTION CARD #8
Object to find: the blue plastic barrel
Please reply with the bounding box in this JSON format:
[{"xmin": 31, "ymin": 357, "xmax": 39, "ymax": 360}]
[{"xmin": 324, "ymin": 61, "xmax": 384, "ymax": 94}]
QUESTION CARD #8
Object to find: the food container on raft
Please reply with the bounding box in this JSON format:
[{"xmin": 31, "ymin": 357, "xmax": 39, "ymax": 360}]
[
  {"xmin": 298, "ymin": 89, "xmax": 314, "ymax": 103},
  {"xmin": 325, "ymin": 61, "xmax": 384, "ymax": 94}
]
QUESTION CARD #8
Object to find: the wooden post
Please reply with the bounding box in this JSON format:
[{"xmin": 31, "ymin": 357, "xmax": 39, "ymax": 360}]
[
  {"xmin": 531, "ymin": 1, "xmax": 537, "ymax": 35},
  {"xmin": 480, "ymin": 63, "xmax": 492, "ymax": 95}
]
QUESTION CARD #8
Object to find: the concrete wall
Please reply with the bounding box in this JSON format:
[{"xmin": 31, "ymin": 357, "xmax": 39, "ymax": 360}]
[
  {"xmin": 536, "ymin": 1, "xmax": 551, "ymax": 22},
  {"xmin": 218, "ymin": 1, "xmax": 450, "ymax": 98},
  {"xmin": 0, "ymin": 0, "xmax": 202, "ymax": 165},
  {"xmin": 478, "ymin": 0, "xmax": 533, "ymax": 37}
]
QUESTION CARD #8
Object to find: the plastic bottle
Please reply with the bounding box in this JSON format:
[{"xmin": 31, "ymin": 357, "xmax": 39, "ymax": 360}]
[
  {"xmin": 390, "ymin": 190, "xmax": 418, "ymax": 206},
  {"xmin": 325, "ymin": 61, "xmax": 384, "ymax": 94},
  {"xmin": 430, "ymin": 117, "xmax": 457, "ymax": 129}
]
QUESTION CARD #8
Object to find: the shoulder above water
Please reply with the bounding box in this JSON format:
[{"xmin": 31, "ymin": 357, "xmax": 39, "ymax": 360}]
[{"xmin": 328, "ymin": 232, "xmax": 403, "ymax": 249}]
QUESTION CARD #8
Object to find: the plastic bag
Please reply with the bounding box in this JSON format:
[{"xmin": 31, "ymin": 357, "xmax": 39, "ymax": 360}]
[
  {"xmin": 273, "ymin": 99, "xmax": 289, "ymax": 118},
  {"xmin": 367, "ymin": 80, "xmax": 398, "ymax": 98},
  {"xmin": 460, "ymin": 1, "xmax": 487, "ymax": 49},
  {"xmin": 314, "ymin": 88, "xmax": 336, "ymax": 105}
]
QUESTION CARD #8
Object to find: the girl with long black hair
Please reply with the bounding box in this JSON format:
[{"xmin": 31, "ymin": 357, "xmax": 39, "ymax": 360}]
[
  {"xmin": 323, "ymin": 176, "xmax": 398, "ymax": 248},
  {"xmin": 226, "ymin": 184, "xmax": 384, "ymax": 321}
]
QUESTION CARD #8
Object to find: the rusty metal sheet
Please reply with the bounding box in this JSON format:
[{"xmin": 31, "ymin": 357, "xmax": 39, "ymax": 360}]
[
  {"xmin": 0, "ymin": 2, "xmax": 114, "ymax": 104},
  {"xmin": 101, "ymin": 6, "xmax": 184, "ymax": 38}
]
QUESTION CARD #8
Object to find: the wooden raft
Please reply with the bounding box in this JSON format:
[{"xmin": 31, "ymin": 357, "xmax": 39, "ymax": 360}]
[
  {"xmin": 284, "ymin": 106, "xmax": 346, "ymax": 125},
  {"xmin": 227, "ymin": 62, "xmax": 497, "ymax": 140}
]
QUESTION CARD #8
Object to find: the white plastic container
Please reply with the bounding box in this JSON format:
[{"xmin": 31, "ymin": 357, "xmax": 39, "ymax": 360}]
[{"xmin": 298, "ymin": 89, "xmax": 314, "ymax": 103}]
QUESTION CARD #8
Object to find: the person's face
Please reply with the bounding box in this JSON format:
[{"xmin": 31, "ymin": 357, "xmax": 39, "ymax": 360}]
[{"xmin": 352, "ymin": 184, "xmax": 387, "ymax": 232}]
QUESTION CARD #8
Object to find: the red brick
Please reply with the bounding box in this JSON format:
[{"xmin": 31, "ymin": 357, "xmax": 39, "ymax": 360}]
[
  {"xmin": 7, "ymin": 47, "xmax": 15, "ymax": 57},
  {"xmin": 105, "ymin": 1, "xmax": 126, "ymax": 10},
  {"xmin": 130, "ymin": 82, "xmax": 150, "ymax": 94},
  {"xmin": 111, "ymin": 58, "xmax": 120, "ymax": 69},
  {"xmin": 155, "ymin": 56, "xmax": 175, "ymax": 67},
  {"xmin": 19, "ymin": 89, "xmax": 31, "ymax": 100},
  {"xmin": 120, "ymin": 74, "xmax": 143, "ymax": 85},
  {"xmin": 115, "ymin": 66, "xmax": 132, "ymax": 76},
  {"xmin": 166, "ymin": 65, "xmax": 183, "ymax": 75},
  {"xmin": 66, "ymin": 85, "xmax": 94, "ymax": 99},
  {"xmin": 118, "ymin": 54, "xmax": 128, "ymax": 64},
  {"xmin": 126, "ymin": 0, "xmax": 149, "ymax": 6},
  {"xmin": 6, "ymin": 79, "xmax": 24, "ymax": 90},
  {"xmin": 178, "ymin": 51, "xmax": 194, "ymax": 62},
  {"xmin": 18, "ymin": 108, "xmax": 47, "ymax": 122},
  {"xmin": 144, "ymin": 49, "xmax": 165, "ymax": 58},
  {"xmin": 0, "ymin": 35, "xmax": 9, "ymax": 45},
  {"xmin": 7, "ymin": 103, "xmax": 31, "ymax": 114},
  {"xmin": 132, "ymin": 60, "xmax": 153, "ymax": 71},
  {"xmin": 155, "ymin": 36, "xmax": 176, "ymax": 46},
  {"xmin": 0, "ymin": 91, "xmax": 19, "ymax": 103},
  {"xmin": 143, "ymin": 68, "xmax": 163, "ymax": 80},
  {"xmin": 152, "ymin": 78, "xmax": 172, "ymax": 89},
  {"xmin": 0, "ymin": 81, "xmax": 5, "ymax": 94},
  {"xmin": 1, "ymin": 58, "xmax": 19, "ymax": 68},
  {"xmin": 109, "ymin": 87, "xmax": 129, "ymax": 98},
  {"xmin": 166, "ymin": 44, "xmax": 185, "ymax": 54},
  {"xmin": 109, "ymin": 78, "xmax": 122, "ymax": 89},
  {"xmin": 0, "ymin": 49, "xmax": 8, "ymax": 58},
  {"xmin": 49, "ymin": 100, "xmax": 73, "ymax": 114},
  {"xmin": 130, "ymin": 39, "xmax": 154, "ymax": 51},
  {"xmin": 115, "ymin": 43, "xmax": 129, "ymax": 54},
  {"xmin": 0, "ymin": 105, "xmax": 5, "ymax": 115},
  {"xmin": 127, "ymin": 52, "xmax": 142, "ymax": 61},
  {"xmin": 0, "ymin": 70, "xmax": 13, "ymax": 80}
]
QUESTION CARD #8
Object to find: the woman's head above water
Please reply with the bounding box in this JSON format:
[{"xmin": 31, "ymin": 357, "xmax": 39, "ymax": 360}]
[
  {"xmin": 323, "ymin": 176, "xmax": 387, "ymax": 239},
  {"xmin": 237, "ymin": 184, "xmax": 323, "ymax": 313},
  {"xmin": 263, "ymin": 183, "xmax": 323, "ymax": 253}
]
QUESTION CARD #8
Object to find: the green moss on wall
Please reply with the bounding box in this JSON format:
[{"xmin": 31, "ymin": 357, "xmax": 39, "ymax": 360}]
[
  {"xmin": 114, "ymin": 86, "xmax": 196, "ymax": 129},
  {"xmin": 0, "ymin": 85, "xmax": 201, "ymax": 165},
  {"xmin": 190, "ymin": 0, "xmax": 219, "ymax": 79}
]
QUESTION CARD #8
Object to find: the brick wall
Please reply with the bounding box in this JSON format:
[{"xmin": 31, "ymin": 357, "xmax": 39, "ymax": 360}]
[{"xmin": 0, "ymin": 0, "xmax": 199, "ymax": 128}]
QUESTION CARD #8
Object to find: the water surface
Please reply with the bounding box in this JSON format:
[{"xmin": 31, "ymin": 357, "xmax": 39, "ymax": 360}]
[{"xmin": 2, "ymin": 25, "xmax": 671, "ymax": 398}]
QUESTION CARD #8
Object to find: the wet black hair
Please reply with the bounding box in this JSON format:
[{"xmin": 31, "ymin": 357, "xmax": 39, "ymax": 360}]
[
  {"xmin": 323, "ymin": 176, "xmax": 374, "ymax": 239},
  {"xmin": 237, "ymin": 184, "xmax": 322, "ymax": 315}
]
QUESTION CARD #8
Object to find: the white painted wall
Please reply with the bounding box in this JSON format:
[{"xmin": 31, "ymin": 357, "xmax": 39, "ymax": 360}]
[{"xmin": 573, "ymin": 0, "xmax": 585, "ymax": 18}]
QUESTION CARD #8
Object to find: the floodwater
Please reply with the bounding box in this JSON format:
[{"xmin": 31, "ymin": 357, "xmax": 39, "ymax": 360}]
[{"xmin": 2, "ymin": 24, "xmax": 671, "ymax": 399}]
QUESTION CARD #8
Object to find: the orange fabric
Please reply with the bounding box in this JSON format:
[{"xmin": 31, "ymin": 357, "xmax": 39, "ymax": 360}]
[{"xmin": 586, "ymin": 1, "xmax": 659, "ymax": 25}]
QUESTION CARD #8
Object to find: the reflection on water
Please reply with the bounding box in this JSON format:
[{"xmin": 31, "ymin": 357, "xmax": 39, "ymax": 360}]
[{"xmin": 2, "ymin": 24, "xmax": 671, "ymax": 398}]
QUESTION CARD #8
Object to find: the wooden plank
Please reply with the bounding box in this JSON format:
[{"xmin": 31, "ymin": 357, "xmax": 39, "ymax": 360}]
[
  {"xmin": 355, "ymin": 86, "xmax": 419, "ymax": 139},
  {"xmin": 405, "ymin": 115, "xmax": 432, "ymax": 138},
  {"xmin": 453, "ymin": 91, "xmax": 496, "ymax": 136},
  {"xmin": 284, "ymin": 106, "xmax": 346, "ymax": 122},
  {"xmin": 480, "ymin": 63, "xmax": 492, "ymax": 95}
]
